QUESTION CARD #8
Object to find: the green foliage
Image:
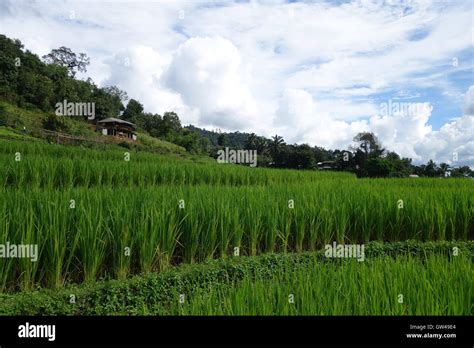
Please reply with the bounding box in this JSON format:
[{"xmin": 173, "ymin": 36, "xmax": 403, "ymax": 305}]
[
  {"xmin": 122, "ymin": 99, "xmax": 144, "ymax": 122},
  {"xmin": 365, "ymin": 157, "xmax": 393, "ymax": 177},
  {"xmin": 217, "ymin": 133, "xmax": 227, "ymax": 146},
  {"xmin": 42, "ymin": 46, "xmax": 90, "ymax": 78},
  {"xmin": 0, "ymin": 139, "xmax": 472, "ymax": 291},
  {"xmin": 0, "ymin": 35, "xmax": 125, "ymax": 120},
  {"xmin": 175, "ymin": 254, "xmax": 472, "ymax": 315},
  {"xmin": 0, "ymin": 241, "xmax": 471, "ymax": 315},
  {"xmin": 42, "ymin": 113, "xmax": 68, "ymax": 132}
]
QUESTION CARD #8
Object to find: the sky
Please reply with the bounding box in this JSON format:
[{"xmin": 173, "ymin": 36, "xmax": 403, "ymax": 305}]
[{"xmin": 0, "ymin": 0, "xmax": 473, "ymax": 166}]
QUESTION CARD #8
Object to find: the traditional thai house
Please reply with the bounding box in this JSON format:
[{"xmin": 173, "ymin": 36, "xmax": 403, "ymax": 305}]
[
  {"xmin": 317, "ymin": 161, "xmax": 336, "ymax": 170},
  {"xmin": 96, "ymin": 118, "xmax": 137, "ymax": 141}
]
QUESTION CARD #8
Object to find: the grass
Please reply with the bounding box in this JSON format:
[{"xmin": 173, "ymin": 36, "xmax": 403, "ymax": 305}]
[
  {"xmin": 0, "ymin": 245, "xmax": 471, "ymax": 315},
  {"xmin": 0, "ymin": 182, "xmax": 472, "ymax": 292},
  {"xmin": 0, "ymin": 99, "xmax": 187, "ymax": 155},
  {"xmin": 172, "ymin": 254, "xmax": 472, "ymax": 316},
  {"xmin": 0, "ymin": 136, "xmax": 472, "ymax": 319},
  {"xmin": 0, "ymin": 137, "xmax": 472, "ymax": 292}
]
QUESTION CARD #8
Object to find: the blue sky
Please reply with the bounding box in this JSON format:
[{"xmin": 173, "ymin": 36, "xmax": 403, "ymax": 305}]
[{"xmin": 0, "ymin": 0, "xmax": 473, "ymax": 166}]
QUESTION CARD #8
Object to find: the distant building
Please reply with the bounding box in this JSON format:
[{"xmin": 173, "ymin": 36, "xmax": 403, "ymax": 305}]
[
  {"xmin": 96, "ymin": 118, "xmax": 137, "ymax": 141},
  {"xmin": 409, "ymin": 174, "xmax": 419, "ymax": 178},
  {"xmin": 317, "ymin": 161, "xmax": 336, "ymax": 170}
]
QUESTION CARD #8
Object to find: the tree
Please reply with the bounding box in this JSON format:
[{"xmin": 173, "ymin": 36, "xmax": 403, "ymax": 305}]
[
  {"xmin": 270, "ymin": 134, "xmax": 285, "ymax": 162},
  {"xmin": 351, "ymin": 132, "xmax": 386, "ymax": 177},
  {"xmin": 122, "ymin": 99, "xmax": 144, "ymax": 122},
  {"xmin": 245, "ymin": 133, "xmax": 258, "ymax": 150},
  {"xmin": 450, "ymin": 166, "xmax": 473, "ymax": 178},
  {"xmin": 385, "ymin": 151, "xmax": 413, "ymax": 177},
  {"xmin": 352, "ymin": 132, "xmax": 384, "ymax": 158},
  {"xmin": 169, "ymin": 128, "xmax": 202, "ymax": 153},
  {"xmin": 217, "ymin": 133, "xmax": 227, "ymax": 147},
  {"xmin": 160, "ymin": 112, "xmax": 181, "ymax": 136},
  {"xmin": 438, "ymin": 163, "xmax": 450, "ymax": 177},
  {"xmin": 289, "ymin": 144, "xmax": 315, "ymax": 169},
  {"xmin": 365, "ymin": 157, "xmax": 393, "ymax": 177},
  {"xmin": 424, "ymin": 160, "xmax": 438, "ymax": 177},
  {"xmin": 333, "ymin": 149, "xmax": 354, "ymax": 171},
  {"xmin": 17, "ymin": 71, "xmax": 54, "ymax": 111},
  {"xmin": 245, "ymin": 133, "xmax": 268, "ymax": 156},
  {"xmin": 91, "ymin": 86, "xmax": 125, "ymax": 120},
  {"xmin": 140, "ymin": 113, "xmax": 162, "ymax": 136},
  {"xmin": 103, "ymin": 86, "xmax": 128, "ymax": 104},
  {"xmin": 42, "ymin": 47, "xmax": 90, "ymax": 77}
]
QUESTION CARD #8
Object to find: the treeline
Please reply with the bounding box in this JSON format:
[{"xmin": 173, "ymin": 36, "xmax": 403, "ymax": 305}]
[
  {"xmin": 0, "ymin": 34, "xmax": 471, "ymax": 177},
  {"xmin": 0, "ymin": 35, "xmax": 124, "ymax": 118},
  {"xmin": 209, "ymin": 130, "xmax": 473, "ymax": 178},
  {"xmin": 119, "ymin": 99, "xmax": 210, "ymax": 153},
  {"xmin": 0, "ymin": 34, "xmax": 209, "ymax": 153}
]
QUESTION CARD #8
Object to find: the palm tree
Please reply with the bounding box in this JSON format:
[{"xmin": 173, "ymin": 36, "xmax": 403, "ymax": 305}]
[
  {"xmin": 270, "ymin": 134, "xmax": 285, "ymax": 160},
  {"xmin": 439, "ymin": 162, "xmax": 450, "ymax": 177},
  {"xmin": 245, "ymin": 133, "xmax": 258, "ymax": 150}
]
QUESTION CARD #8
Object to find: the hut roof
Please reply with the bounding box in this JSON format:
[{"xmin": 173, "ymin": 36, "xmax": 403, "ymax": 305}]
[{"xmin": 98, "ymin": 118, "xmax": 136, "ymax": 127}]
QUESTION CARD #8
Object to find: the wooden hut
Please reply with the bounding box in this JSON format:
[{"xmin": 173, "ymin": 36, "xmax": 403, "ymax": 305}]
[{"xmin": 96, "ymin": 118, "xmax": 137, "ymax": 141}]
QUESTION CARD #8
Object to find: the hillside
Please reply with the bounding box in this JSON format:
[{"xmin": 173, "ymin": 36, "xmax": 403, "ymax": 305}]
[
  {"xmin": 0, "ymin": 101, "xmax": 188, "ymax": 156},
  {"xmin": 186, "ymin": 125, "xmax": 251, "ymax": 148}
]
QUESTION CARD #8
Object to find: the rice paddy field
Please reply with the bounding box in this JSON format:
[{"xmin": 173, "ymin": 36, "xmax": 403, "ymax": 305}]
[
  {"xmin": 0, "ymin": 138, "xmax": 473, "ymax": 315},
  {"xmin": 172, "ymin": 255, "xmax": 472, "ymax": 316}
]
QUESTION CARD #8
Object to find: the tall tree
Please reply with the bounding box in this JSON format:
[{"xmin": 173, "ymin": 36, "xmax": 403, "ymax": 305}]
[
  {"xmin": 103, "ymin": 86, "xmax": 128, "ymax": 104},
  {"xmin": 270, "ymin": 134, "xmax": 285, "ymax": 161},
  {"xmin": 122, "ymin": 99, "xmax": 144, "ymax": 122},
  {"xmin": 217, "ymin": 133, "xmax": 227, "ymax": 147},
  {"xmin": 352, "ymin": 132, "xmax": 384, "ymax": 158},
  {"xmin": 160, "ymin": 111, "xmax": 181, "ymax": 135},
  {"xmin": 42, "ymin": 47, "xmax": 90, "ymax": 77},
  {"xmin": 438, "ymin": 162, "xmax": 450, "ymax": 177},
  {"xmin": 424, "ymin": 160, "xmax": 438, "ymax": 177}
]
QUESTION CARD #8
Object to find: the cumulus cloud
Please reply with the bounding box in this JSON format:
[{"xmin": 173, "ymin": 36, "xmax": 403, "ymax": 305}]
[
  {"xmin": 414, "ymin": 89, "xmax": 474, "ymax": 167},
  {"xmin": 275, "ymin": 89, "xmax": 368, "ymax": 149},
  {"xmin": 369, "ymin": 103, "xmax": 433, "ymax": 160},
  {"xmin": 1, "ymin": 0, "xmax": 472, "ymax": 165},
  {"xmin": 102, "ymin": 37, "xmax": 258, "ymax": 128},
  {"xmin": 415, "ymin": 114, "xmax": 473, "ymax": 167},
  {"xmin": 275, "ymin": 87, "xmax": 474, "ymax": 167},
  {"xmin": 103, "ymin": 45, "xmax": 199, "ymax": 124},
  {"xmin": 164, "ymin": 36, "xmax": 257, "ymax": 130}
]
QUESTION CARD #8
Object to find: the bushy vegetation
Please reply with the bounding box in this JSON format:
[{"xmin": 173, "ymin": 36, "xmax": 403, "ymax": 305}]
[
  {"xmin": 0, "ymin": 241, "xmax": 471, "ymax": 315},
  {"xmin": 0, "ymin": 35, "xmax": 208, "ymax": 154},
  {"xmin": 174, "ymin": 255, "xmax": 472, "ymax": 315}
]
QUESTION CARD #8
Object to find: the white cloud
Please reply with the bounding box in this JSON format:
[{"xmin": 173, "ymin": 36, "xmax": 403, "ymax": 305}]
[
  {"xmin": 275, "ymin": 87, "xmax": 474, "ymax": 167},
  {"xmin": 102, "ymin": 45, "xmax": 191, "ymax": 119},
  {"xmin": 1, "ymin": 0, "xmax": 473, "ymax": 165},
  {"xmin": 274, "ymin": 89, "xmax": 369, "ymax": 149},
  {"xmin": 163, "ymin": 36, "xmax": 258, "ymax": 130}
]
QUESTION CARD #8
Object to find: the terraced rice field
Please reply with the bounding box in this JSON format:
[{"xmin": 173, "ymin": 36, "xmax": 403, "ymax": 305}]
[{"xmin": 0, "ymin": 139, "xmax": 472, "ymax": 316}]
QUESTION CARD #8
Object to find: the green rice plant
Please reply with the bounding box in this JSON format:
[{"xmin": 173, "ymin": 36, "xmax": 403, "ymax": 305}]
[
  {"xmin": 243, "ymin": 198, "xmax": 264, "ymax": 256},
  {"xmin": 0, "ymin": 180, "xmax": 472, "ymax": 291},
  {"xmin": 76, "ymin": 196, "xmax": 110, "ymax": 283},
  {"xmin": 107, "ymin": 195, "xmax": 134, "ymax": 280},
  {"xmin": 171, "ymin": 255, "xmax": 472, "ymax": 315},
  {"xmin": 0, "ymin": 139, "xmax": 473, "ymax": 292},
  {"xmin": 37, "ymin": 194, "xmax": 71, "ymax": 288}
]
